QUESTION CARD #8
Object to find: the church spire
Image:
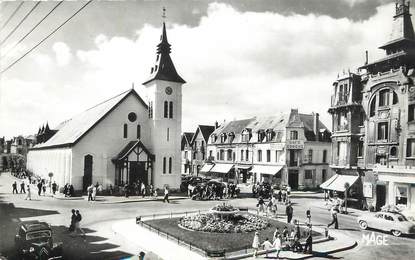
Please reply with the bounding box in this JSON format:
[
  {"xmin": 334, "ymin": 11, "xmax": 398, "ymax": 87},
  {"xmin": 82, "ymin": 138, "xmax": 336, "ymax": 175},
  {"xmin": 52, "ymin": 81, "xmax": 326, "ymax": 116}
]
[
  {"xmin": 379, "ymin": 0, "xmax": 415, "ymax": 53},
  {"xmin": 142, "ymin": 7, "xmax": 185, "ymax": 85}
]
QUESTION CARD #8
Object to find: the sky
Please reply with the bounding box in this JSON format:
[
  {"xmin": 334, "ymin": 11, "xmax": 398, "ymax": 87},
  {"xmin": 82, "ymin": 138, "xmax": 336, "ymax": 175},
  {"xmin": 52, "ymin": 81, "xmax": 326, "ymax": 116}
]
[{"xmin": 0, "ymin": 0, "xmax": 408, "ymax": 138}]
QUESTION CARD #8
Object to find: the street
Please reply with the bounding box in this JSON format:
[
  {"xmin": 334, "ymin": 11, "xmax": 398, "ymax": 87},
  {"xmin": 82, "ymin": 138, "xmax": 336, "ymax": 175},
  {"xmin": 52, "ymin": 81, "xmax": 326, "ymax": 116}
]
[{"xmin": 1, "ymin": 172, "xmax": 414, "ymax": 260}]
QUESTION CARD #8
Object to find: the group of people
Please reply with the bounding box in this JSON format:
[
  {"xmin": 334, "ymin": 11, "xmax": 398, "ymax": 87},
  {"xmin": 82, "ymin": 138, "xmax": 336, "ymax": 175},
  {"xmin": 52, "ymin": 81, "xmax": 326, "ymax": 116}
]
[
  {"xmin": 252, "ymin": 183, "xmax": 291, "ymax": 203},
  {"xmin": 189, "ymin": 182, "xmax": 239, "ymax": 201},
  {"xmin": 87, "ymin": 182, "xmax": 101, "ymax": 201},
  {"xmin": 63, "ymin": 183, "xmax": 75, "ymax": 197},
  {"xmin": 123, "ymin": 182, "xmax": 157, "ymax": 198},
  {"xmin": 256, "ymin": 195, "xmax": 295, "ymax": 224},
  {"xmin": 252, "ymin": 223, "xmax": 313, "ymax": 258}
]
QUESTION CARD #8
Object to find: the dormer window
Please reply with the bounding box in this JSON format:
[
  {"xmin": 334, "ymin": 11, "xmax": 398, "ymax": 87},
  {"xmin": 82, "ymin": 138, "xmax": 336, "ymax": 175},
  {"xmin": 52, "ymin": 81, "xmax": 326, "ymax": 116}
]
[
  {"xmin": 228, "ymin": 132, "xmax": 235, "ymax": 143},
  {"xmin": 211, "ymin": 134, "xmax": 217, "ymax": 143},
  {"xmin": 257, "ymin": 130, "xmax": 265, "ymax": 142},
  {"xmin": 241, "ymin": 129, "xmax": 251, "ymax": 142},
  {"xmin": 266, "ymin": 129, "xmax": 274, "ymax": 142},
  {"xmin": 220, "ymin": 133, "xmax": 227, "ymax": 143}
]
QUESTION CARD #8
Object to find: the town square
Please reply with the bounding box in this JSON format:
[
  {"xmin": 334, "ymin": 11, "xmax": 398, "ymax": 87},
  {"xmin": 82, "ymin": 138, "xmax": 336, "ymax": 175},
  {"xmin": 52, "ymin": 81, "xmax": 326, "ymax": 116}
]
[{"xmin": 1, "ymin": 0, "xmax": 415, "ymax": 259}]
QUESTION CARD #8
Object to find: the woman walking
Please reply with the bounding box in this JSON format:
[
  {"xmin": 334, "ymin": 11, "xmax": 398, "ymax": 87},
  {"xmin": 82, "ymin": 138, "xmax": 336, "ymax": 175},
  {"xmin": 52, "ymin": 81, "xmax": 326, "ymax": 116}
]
[
  {"xmin": 25, "ymin": 185, "xmax": 31, "ymax": 200},
  {"xmin": 252, "ymin": 232, "xmax": 260, "ymax": 258},
  {"xmin": 273, "ymin": 234, "xmax": 282, "ymax": 259}
]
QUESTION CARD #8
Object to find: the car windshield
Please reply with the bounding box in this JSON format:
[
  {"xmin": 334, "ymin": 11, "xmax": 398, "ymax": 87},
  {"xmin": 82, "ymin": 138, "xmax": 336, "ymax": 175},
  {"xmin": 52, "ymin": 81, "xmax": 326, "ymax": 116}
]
[
  {"xmin": 26, "ymin": 230, "xmax": 51, "ymax": 240},
  {"xmin": 397, "ymin": 215, "xmax": 407, "ymax": 222}
]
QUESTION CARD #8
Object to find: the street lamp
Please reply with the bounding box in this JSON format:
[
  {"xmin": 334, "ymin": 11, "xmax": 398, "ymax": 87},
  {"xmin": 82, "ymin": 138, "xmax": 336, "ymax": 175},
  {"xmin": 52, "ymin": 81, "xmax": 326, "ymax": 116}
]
[{"xmin": 48, "ymin": 172, "xmax": 53, "ymax": 193}]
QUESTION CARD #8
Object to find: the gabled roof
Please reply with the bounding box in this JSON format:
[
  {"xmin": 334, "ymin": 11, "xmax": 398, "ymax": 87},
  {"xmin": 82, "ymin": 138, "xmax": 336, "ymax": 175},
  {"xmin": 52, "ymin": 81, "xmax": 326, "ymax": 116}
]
[
  {"xmin": 31, "ymin": 89, "xmax": 147, "ymax": 150},
  {"xmin": 112, "ymin": 140, "xmax": 154, "ymax": 162},
  {"xmin": 183, "ymin": 132, "xmax": 194, "ymax": 145},
  {"xmin": 191, "ymin": 125, "xmax": 215, "ymax": 144}
]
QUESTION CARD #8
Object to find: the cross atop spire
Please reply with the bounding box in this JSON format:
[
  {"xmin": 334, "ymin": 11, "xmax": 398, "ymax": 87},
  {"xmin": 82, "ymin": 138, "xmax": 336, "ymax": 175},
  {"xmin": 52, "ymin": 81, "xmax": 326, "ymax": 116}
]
[{"xmin": 162, "ymin": 6, "xmax": 166, "ymax": 20}]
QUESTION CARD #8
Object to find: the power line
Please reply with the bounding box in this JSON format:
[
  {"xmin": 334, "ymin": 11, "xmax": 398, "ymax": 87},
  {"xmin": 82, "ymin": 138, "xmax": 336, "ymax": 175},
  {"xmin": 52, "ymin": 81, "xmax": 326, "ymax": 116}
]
[
  {"xmin": 1, "ymin": 0, "xmax": 93, "ymax": 74},
  {"xmin": 0, "ymin": 1, "xmax": 41, "ymax": 46},
  {"xmin": 0, "ymin": 2, "xmax": 24, "ymax": 32},
  {"xmin": 2, "ymin": 1, "xmax": 64, "ymax": 59}
]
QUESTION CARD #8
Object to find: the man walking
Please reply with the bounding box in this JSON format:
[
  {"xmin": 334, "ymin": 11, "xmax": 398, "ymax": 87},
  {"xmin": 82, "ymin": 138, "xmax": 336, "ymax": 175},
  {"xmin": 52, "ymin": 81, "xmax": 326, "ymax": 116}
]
[
  {"xmin": 52, "ymin": 181, "xmax": 57, "ymax": 195},
  {"xmin": 37, "ymin": 181, "xmax": 42, "ymax": 196},
  {"xmin": 20, "ymin": 181, "xmax": 26, "ymax": 193},
  {"xmin": 306, "ymin": 208, "xmax": 311, "ymax": 224},
  {"xmin": 286, "ymin": 203, "xmax": 293, "ymax": 224},
  {"xmin": 141, "ymin": 182, "xmax": 146, "ymax": 198},
  {"xmin": 327, "ymin": 207, "xmax": 339, "ymax": 229},
  {"xmin": 87, "ymin": 184, "xmax": 93, "ymax": 201},
  {"xmin": 69, "ymin": 209, "xmax": 76, "ymax": 232},
  {"xmin": 163, "ymin": 186, "xmax": 170, "ymax": 203},
  {"xmin": 12, "ymin": 181, "xmax": 18, "ymax": 194}
]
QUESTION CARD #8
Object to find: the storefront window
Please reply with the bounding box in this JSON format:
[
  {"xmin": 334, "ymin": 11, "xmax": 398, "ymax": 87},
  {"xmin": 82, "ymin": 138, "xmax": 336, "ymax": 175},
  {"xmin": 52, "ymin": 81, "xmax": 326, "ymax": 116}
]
[{"xmin": 395, "ymin": 186, "xmax": 408, "ymax": 206}]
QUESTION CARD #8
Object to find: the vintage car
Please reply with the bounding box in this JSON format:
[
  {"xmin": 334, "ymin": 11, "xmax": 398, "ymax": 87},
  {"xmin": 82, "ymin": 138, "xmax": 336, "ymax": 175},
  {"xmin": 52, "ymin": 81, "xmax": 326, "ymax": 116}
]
[
  {"xmin": 15, "ymin": 220, "xmax": 63, "ymax": 259},
  {"xmin": 357, "ymin": 212, "xmax": 415, "ymax": 237}
]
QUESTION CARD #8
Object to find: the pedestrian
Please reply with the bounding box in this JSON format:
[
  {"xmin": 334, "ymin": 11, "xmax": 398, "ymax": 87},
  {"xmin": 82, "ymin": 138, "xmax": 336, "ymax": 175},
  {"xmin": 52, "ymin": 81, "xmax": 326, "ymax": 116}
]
[
  {"xmin": 42, "ymin": 182, "xmax": 46, "ymax": 196},
  {"xmin": 257, "ymin": 196, "xmax": 265, "ymax": 213},
  {"xmin": 286, "ymin": 203, "xmax": 293, "ymax": 224},
  {"xmin": 69, "ymin": 184, "xmax": 74, "ymax": 197},
  {"xmin": 72, "ymin": 210, "xmax": 86, "ymax": 240},
  {"xmin": 271, "ymin": 196, "xmax": 278, "ymax": 216},
  {"xmin": 252, "ymin": 183, "xmax": 257, "ymax": 198},
  {"xmin": 87, "ymin": 184, "xmax": 93, "ymax": 201},
  {"xmin": 306, "ymin": 208, "xmax": 311, "ymax": 224},
  {"xmin": 267, "ymin": 199, "xmax": 273, "ymax": 215},
  {"xmin": 282, "ymin": 189, "xmax": 287, "ymax": 203},
  {"xmin": 252, "ymin": 231, "xmax": 260, "ymax": 258},
  {"xmin": 124, "ymin": 183, "xmax": 129, "ymax": 198},
  {"xmin": 273, "ymin": 227, "xmax": 280, "ymax": 241},
  {"xmin": 287, "ymin": 185, "xmax": 291, "ymax": 196},
  {"xmin": 108, "ymin": 184, "xmax": 113, "ymax": 195},
  {"xmin": 163, "ymin": 186, "xmax": 169, "ymax": 203},
  {"xmin": 282, "ymin": 226, "xmax": 289, "ymax": 242},
  {"xmin": 20, "ymin": 181, "xmax": 26, "ymax": 193},
  {"xmin": 12, "ymin": 181, "xmax": 18, "ymax": 194},
  {"xmin": 28, "ymin": 175, "xmax": 32, "ymax": 184},
  {"xmin": 25, "ymin": 185, "xmax": 31, "ymax": 200},
  {"xmin": 327, "ymin": 207, "xmax": 339, "ymax": 229},
  {"xmin": 277, "ymin": 189, "xmax": 282, "ymax": 202},
  {"xmin": 92, "ymin": 185, "xmax": 97, "ymax": 201},
  {"xmin": 303, "ymin": 225, "xmax": 313, "ymax": 254},
  {"xmin": 261, "ymin": 237, "xmax": 273, "ymax": 258},
  {"xmin": 273, "ymin": 234, "xmax": 282, "ymax": 259},
  {"xmin": 141, "ymin": 182, "xmax": 146, "ymax": 198},
  {"xmin": 52, "ymin": 181, "xmax": 57, "ymax": 195},
  {"xmin": 69, "ymin": 209, "xmax": 76, "ymax": 232}
]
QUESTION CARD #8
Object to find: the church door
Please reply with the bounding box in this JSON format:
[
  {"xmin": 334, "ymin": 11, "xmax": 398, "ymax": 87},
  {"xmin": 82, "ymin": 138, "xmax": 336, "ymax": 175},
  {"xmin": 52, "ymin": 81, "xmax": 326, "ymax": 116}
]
[
  {"xmin": 83, "ymin": 155, "xmax": 93, "ymax": 191},
  {"xmin": 130, "ymin": 162, "xmax": 147, "ymax": 185}
]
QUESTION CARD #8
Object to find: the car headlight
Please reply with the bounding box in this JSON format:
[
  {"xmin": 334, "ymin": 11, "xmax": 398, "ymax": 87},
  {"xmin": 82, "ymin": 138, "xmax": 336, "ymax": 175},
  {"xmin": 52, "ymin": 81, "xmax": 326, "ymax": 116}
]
[{"xmin": 29, "ymin": 247, "xmax": 35, "ymax": 253}]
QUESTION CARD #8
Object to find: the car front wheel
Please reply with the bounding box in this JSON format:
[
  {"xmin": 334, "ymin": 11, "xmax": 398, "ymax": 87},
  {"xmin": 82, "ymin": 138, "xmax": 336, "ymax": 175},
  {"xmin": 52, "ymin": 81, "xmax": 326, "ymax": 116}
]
[
  {"xmin": 359, "ymin": 220, "xmax": 368, "ymax": 230},
  {"xmin": 391, "ymin": 230, "xmax": 402, "ymax": 237}
]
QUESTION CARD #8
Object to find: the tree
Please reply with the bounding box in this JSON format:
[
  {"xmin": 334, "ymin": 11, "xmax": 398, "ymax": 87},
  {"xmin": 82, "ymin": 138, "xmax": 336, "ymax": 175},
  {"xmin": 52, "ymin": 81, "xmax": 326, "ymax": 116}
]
[{"xmin": 344, "ymin": 182, "xmax": 350, "ymax": 213}]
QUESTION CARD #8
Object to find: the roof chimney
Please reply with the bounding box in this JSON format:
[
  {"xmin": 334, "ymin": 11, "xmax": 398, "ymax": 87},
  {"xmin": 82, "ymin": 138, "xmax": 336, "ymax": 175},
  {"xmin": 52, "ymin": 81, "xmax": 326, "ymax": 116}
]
[
  {"xmin": 214, "ymin": 121, "xmax": 219, "ymax": 129},
  {"xmin": 313, "ymin": 112, "xmax": 320, "ymax": 141}
]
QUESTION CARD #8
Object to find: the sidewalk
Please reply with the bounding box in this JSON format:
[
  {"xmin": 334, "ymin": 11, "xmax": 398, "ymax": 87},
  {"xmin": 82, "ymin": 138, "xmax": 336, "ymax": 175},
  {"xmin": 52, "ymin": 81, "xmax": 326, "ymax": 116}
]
[{"xmin": 309, "ymin": 200, "xmax": 366, "ymax": 218}]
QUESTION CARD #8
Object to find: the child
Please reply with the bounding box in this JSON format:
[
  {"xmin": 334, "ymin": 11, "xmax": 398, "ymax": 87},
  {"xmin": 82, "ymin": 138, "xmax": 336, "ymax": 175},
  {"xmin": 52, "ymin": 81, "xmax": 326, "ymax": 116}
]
[
  {"xmin": 273, "ymin": 234, "xmax": 282, "ymax": 259},
  {"xmin": 262, "ymin": 237, "xmax": 273, "ymax": 258},
  {"xmin": 252, "ymin": 232, "xmax": 260, "ymax": 258}
]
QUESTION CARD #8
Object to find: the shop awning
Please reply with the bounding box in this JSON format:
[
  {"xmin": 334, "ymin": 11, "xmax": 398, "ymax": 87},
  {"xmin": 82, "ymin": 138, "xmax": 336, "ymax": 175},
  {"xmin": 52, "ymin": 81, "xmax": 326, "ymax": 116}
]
[
  {"xmin": 236, "ymin": 164, "xmax": 252, "ymax": 170},
  {"xmin": 210, "ymin": 163, "xmax": 234, "ymax": 174},
  {"xmin": 378, "ymin": 174, "xmax": 415, "ymax": 184},
  {"xmin": 250, "ymin": 165, "xmax": 284, "ymax": 176},
  {"xmin": 320, "ymin": 174, "xmax": 359, "ymax": 192},
  {"xmin": 200, "ymin": 164, "xmax": 214, "ymax": 173}
]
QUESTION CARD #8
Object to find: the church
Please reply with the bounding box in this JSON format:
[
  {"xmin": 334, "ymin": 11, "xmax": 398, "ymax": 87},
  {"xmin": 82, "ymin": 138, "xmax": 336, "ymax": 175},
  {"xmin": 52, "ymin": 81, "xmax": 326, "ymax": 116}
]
[{"xmin": 27, "ymin": 20, "xmax": 185, "ymax": 191}]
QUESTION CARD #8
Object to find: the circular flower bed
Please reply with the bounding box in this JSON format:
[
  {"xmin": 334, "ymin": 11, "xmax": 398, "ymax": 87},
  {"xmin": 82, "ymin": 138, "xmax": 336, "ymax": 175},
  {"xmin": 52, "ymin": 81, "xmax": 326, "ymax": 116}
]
[{"xmin": 179, "ymin": 213, "xmax": 269, "ymax": 233}]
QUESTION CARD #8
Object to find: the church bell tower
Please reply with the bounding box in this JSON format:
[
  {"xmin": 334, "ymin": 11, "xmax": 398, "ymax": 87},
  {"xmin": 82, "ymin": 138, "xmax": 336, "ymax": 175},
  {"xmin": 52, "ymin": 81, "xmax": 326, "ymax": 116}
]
[{"xmin": 143, "ymin": 8, "xmax": 186, "ymax": 189}]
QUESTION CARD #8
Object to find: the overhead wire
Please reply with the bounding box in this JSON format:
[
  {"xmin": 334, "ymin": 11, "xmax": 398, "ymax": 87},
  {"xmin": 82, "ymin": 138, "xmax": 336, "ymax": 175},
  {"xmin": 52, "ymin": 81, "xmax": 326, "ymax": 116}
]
[
  {"xmin": 0, "ymin": 1, "xmax": 24, "ymax": 32},
  {"xmin": 1, "ymin": 1, "xmax": 64, "ymax": 59},
  {"xmin": 1, "ymin": 0, "xmax": 93, "ymax": 74},
  {"xmin": 0, "ymin": 1, "xmax": 41, "ymax": 46}
]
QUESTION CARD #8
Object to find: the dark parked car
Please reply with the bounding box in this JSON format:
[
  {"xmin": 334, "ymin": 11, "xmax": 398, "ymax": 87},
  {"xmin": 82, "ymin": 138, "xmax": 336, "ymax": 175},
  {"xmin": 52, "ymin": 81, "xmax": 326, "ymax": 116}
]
[
  {"xmin": 180, "ymin": 176, "xmax": 205, "ymax": 192},
  {"xmin": 15, "ymin": 220, "xmax": 63, "ymax": 259}
]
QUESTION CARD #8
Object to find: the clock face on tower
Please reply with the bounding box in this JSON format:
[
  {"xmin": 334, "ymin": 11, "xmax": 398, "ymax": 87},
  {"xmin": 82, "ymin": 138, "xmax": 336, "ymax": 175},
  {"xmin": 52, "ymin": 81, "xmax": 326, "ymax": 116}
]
[{"xmin": 165, "ymin": 86, "xmax": 173, "ymax": 95}]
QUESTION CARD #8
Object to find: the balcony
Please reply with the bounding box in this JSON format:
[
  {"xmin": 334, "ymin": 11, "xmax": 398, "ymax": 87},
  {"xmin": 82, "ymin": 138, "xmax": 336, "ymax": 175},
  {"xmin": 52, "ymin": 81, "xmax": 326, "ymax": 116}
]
[{"xmin": 335, "ymin": 124, "xmax": 349, "ymax": 132}]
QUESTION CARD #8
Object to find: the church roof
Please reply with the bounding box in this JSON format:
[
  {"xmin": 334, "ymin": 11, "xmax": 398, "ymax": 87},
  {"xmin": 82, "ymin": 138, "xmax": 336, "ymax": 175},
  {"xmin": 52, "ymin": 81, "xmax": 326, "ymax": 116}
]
[
  {"xmin": 31, "ymin": 89, "xmax": 147, "ymax": 150},
  {"xmin": 183, "ymin": 132, "xmax": 194, "ymax": 145},
  {"xmin": 142, "ymin": 22, "xmax": 185, "ymax": 85}
]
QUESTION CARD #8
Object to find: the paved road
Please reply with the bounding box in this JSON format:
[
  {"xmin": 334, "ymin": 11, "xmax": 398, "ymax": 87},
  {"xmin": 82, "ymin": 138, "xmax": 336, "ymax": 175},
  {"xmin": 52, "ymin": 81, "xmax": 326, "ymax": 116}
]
[{"xmin": 1, "ymin": 172, "xmax": 414, "ymax": 259}]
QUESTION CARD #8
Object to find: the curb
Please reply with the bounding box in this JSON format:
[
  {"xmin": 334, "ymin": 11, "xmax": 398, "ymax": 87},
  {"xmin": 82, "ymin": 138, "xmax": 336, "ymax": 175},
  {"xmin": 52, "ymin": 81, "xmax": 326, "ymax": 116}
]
[{"xmin": 98, "ymin": 196, "xmax": 188, "ymax": 204}]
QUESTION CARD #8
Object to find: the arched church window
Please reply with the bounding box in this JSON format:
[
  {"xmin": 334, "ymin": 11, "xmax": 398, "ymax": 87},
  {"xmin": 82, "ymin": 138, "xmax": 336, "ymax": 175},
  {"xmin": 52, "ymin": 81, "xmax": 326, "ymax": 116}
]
[
  {"xmin": 123, "ymin": 124, "xmax": 128, "ymax": 138},
  {"xmin": 169, "ymin": 101, "xmax": 173, "ymax": 118},
  {"xmin": 164, "ymin": 101, "xmax": 168, "ymax": 118}
]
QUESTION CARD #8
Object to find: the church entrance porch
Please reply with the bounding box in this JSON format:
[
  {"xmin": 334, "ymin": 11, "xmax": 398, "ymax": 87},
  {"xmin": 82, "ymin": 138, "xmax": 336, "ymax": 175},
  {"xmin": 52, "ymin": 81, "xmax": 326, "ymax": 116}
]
[{"xmin": 112, "ymin": 141, "xmax": 154, "ymax": 187}]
